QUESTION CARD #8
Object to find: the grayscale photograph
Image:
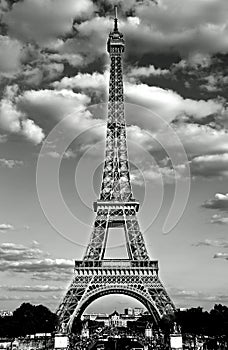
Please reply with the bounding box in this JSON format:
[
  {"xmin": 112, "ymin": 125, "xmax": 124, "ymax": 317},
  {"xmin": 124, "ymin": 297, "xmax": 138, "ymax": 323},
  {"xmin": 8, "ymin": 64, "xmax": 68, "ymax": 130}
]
[{"xmin": 0, "ymin": 0, "xmax": 228, "ymax": 349}]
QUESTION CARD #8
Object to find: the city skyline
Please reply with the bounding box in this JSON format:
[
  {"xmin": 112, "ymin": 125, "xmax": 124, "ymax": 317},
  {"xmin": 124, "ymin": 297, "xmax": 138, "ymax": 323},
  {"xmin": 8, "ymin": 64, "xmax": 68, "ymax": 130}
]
[{"xmin": 0, "ymin": 0, "xmax": 228, "ymax": 313}]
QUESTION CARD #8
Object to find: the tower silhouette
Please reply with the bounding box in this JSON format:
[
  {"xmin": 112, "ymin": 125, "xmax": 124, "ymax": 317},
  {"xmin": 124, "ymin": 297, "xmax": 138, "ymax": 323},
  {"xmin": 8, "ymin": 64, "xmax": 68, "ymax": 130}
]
[{"xmin": 57, "ymin": 6, "xmax": 175, "ymax": 332}]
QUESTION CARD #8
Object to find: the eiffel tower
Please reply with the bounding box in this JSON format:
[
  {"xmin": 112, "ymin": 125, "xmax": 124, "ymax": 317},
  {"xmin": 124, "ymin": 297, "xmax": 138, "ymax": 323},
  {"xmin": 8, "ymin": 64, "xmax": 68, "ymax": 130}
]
[{"xmin": 57, "ymin": 6, "xmax": 175, "ymax": 332}]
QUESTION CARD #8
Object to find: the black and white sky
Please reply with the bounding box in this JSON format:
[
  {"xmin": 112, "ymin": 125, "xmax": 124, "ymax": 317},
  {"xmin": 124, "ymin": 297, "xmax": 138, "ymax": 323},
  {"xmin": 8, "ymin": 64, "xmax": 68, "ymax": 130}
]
[{"xmin": 0, "ymin": 0, "xmax": 228, "ymax": 313}]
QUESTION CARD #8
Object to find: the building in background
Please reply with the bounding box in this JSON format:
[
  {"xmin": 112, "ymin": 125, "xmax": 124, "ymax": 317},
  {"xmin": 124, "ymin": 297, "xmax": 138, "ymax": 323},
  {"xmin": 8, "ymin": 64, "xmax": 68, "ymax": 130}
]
[
  {"xmin": 82, "ymin": 307, "xmax": 145, "ymax": 328},
  {"xmin": 0, "ymin": 310, "xmax": 13, "ymax": 317},
  {"xmin": 124, "ymin": 307, "xmax": 145, "ymax": 316}
]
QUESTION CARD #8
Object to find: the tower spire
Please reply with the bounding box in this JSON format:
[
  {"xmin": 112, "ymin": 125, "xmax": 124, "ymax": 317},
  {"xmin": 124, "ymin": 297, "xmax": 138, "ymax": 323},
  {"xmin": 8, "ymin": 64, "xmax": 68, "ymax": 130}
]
[{"xmin": 114, "ymin": 5, "xmax": 118, "ymax": 31}]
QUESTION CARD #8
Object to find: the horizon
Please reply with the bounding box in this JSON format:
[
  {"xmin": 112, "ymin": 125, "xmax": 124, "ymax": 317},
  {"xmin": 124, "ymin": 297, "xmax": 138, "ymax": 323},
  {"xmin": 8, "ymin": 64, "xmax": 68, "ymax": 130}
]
[{"xmin": 0, "ymin": 0, "xmax": 228, "ymax": 314}]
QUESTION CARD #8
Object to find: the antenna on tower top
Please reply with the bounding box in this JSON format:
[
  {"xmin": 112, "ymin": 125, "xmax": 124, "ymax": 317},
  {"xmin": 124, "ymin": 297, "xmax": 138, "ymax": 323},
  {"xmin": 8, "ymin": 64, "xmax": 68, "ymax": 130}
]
[
  {"xmin": 115, "ymin": 5, "xmax": 118, "ymax": 18},
  {"xmin": 114, "ymin": 5, "xmax": 118, "ymax": 31}
]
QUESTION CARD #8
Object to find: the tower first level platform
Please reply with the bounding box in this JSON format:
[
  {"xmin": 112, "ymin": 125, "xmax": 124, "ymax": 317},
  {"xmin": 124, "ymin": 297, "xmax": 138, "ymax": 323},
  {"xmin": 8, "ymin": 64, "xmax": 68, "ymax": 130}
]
[{"xmin": 57, "ymin": 260, "xmax": 175, "ymax": 331}]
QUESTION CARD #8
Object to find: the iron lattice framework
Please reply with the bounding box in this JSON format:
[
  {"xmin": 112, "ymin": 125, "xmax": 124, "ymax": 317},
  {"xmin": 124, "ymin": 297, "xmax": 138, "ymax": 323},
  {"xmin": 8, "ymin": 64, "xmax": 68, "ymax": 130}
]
[{"xmin": 57, "ymin": 7, "xmax": 175, "ymax": 332}]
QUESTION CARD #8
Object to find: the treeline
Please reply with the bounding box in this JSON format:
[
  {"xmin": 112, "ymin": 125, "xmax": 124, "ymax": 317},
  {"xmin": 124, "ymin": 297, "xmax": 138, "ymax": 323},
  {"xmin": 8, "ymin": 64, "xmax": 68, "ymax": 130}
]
[
  {"xmin": 1, "ymin": 303, "xmax": 228, "ymax": 338},
  {"xmin": 175, "ymin": 304, "xmax": 228, "ymax": 336},
  {"xmin": 0, "ymin": 303, "xmax": 58, "ymax": 338},
  {"xmin": 129, "ymin": 304, "xmax": 228, "ymax": 337}
]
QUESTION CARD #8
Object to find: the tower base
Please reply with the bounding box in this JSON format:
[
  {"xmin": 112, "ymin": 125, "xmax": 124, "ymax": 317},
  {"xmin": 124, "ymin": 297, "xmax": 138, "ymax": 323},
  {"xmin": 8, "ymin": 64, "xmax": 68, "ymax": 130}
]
[{"xmin": 57, "ymin": 259, "xmax": 175, "ymax": 332}]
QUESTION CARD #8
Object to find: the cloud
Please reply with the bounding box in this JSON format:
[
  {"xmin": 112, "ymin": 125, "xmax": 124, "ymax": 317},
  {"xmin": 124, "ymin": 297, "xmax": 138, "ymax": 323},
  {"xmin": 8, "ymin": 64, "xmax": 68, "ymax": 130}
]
[
  {"xmin": 45, "ymin": 68, "xmax": 228, "ymax": 184},
  {"xmin": 52, "ymin": 71, "xmax": 108, "ymax": 91},
  {"xmin": 0, "ymin": 0, "xmax": 8, "ymax": 14},
  {"xmin": 48, "ymin": 53, "xmax": 84, "ymax": 67},
  {"xmin": 1, "ymin": 85, "xmax": 97, "ymax": 145},
  {"xmin": 125, "ymin": 82, "xmax": 225, "ymax": 122},
  {"xmin": 132, "ymin": 0, "xmax": 228, "ymax": 57},
  {"xmin": 127, "ymin": 123, "xmax": 228, "ymax": 178},
  {"xmin": 202, "ymin": 193, "xmax": 228, "ymax": 212},
  {"xmin": 211, "ymin": 214, "xmax": 228, "ymax": 225},
  {"xmin": 0, "ymin": 242, "xmax": 46, "ymax": 261},
  {"xmin": 170, "ymin": 287, "xmax": 228, "ymax": 303},
  {"xmin": 202, "ymin": 194, "xmax": 228, "ymax": 226},
  {"xmin": 173, "ymin": 53, "xmax": 213, "ymax": 70},
  {"xmin": 145, "ymin": 123, "xmax": 228, "ymax": 166},
  {"xmin": 50, "ymin": 72, "xmax": 228, "ymax": 180},
  {"xmin": 16, "ymin": 87, "xmax": 107, "ymax": 151},
  {"xmin": 0, "ymin": 85, "xmax": 45, "ymax": 144},
  {"xmin": 57, "ymin": 6, "xmax": 210, "ymax": 70},
  {"xmin": 46, "ymin": 149, "xmax": 76, "ymax": 159},
  {"xmin": 0, "ymin": 242, "xmax": 74, "ymax": 273},
  {"xmin": 0, "ymin": 294, "xmax": 60, "ymax": 302},
  {"xmin": 0, "ymin": 35, "xmax": 23, "ymax": 77},
  {"xmin": 18, "ymin": 88, "xmax": 91, "ymax": 126},
  {"xmin": 193, "ymin": 239, "xmax": 228, "ymax": 248},
  {"xmin": 200, "ymin": 73, "xmax": 228, "ymax": 92},
  {"xmin": 53, "ymin": 71, "xmax": 225, "ymax": 123},
  {"xmin": 31, "ymin": 271, "xmax": 72, "ymax": 282},
  {"xmin": 213, "ymin": 252, "xmax": 228, "ymax": 260},
  {"xmin": 3, "ymin": 285, "xmax": 65, "ymax": 292},
  {"xmin": 21, "ymin": 62, "xmax": 64, "ymax": 86},
  {"xmin": 0, "ymin": 224, "xmax": 14, "ymax": 233},
  {"xmin": 0, "ymin": 258, "xmax": 74, "ymax": 273},
  {"xmin": 0, "ymin": 135, "xmax": 7, "ymax": 143},
  {"xmin": 4, "ymin": 0, "xmax": 95, "ymax": 45},
  {"xmin": 0, "ymin": 42, "xmax": 71, "ymax": 86},
  {"xmin": 171, "ymin": 288, "xmax": 204, "ymax": 299},
  {"xmin": 190, "ymin": 153, "xmax": 228, "ymax": 178},
  {"xmin": 128, "ymin": 65, "xmax": 169, "ymax": 78},
  {"xmin": 67, "ymin": 0, "xmax": 228, "ymax": 65},
  {"xmin": 130, "ymin": 163, "xmax": 185, "ymax": 186},
  {"xmin": 67, "ymin": 16, "xmax": 111, "ymax": 63},
  {"xmin": 0, "ymin": 158, "xmax": 23, "ymax": 168}
]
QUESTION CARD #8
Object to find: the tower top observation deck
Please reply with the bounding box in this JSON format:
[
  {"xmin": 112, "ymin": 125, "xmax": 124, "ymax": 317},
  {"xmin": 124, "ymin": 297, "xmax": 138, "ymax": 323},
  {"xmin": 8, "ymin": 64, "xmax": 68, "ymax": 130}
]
[{"xmin": 107, "ymin": 5, "xmax": 125, "ymax": 54}]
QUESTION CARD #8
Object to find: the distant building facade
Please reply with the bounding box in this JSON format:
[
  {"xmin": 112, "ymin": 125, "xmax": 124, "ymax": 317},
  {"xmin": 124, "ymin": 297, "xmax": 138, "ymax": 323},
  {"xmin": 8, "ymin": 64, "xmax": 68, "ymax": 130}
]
[
  {"xmin": 0, "ymin": 310, "xmax": 13, "ymax": 317},
  {"xmin": 124, "ymin": 307, "xmax": 144, "ymax": 316},
  {"xmin": 82, "ymin": 307, "xmax": 145, "ymax": 328}
]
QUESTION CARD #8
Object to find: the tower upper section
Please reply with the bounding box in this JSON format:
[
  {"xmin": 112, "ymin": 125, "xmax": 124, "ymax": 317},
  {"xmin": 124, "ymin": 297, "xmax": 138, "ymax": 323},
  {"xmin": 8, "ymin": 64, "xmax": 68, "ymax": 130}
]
[
  {"xmin": 99, "ymin": 6, "xmax": 134, "ymax": 203},
  {"xmin": 107, "ymin": 6, "xmax": 125, "ymax": 55}
]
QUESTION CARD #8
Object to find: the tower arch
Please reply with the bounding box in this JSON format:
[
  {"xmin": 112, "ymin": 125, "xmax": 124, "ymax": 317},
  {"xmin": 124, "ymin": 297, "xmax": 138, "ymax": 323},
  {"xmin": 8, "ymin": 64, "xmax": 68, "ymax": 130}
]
[{"xmin": 68, "ymin": 285, "xmax": 161, "ymax": 332}]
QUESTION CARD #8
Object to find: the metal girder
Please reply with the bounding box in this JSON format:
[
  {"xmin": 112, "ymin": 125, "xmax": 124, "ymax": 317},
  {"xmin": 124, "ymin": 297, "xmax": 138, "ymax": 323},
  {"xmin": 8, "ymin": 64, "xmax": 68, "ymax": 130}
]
[{"xmin": 84, "ymin": 203, "xmax": 149, "ymax": 260}]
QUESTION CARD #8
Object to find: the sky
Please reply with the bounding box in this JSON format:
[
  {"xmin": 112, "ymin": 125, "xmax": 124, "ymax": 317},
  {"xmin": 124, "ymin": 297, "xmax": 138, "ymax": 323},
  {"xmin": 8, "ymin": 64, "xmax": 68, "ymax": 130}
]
[{"xmin": 0, "ymin": 0, "xmax": 228, "ymax": 314}]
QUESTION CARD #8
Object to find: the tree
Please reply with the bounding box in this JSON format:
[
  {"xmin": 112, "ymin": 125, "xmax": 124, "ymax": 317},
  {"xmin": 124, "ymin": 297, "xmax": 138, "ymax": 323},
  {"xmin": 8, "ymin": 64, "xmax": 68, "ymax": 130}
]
[{"xmin": 0, "ymin": 303, "xmax": 58, "ymax": 337}]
